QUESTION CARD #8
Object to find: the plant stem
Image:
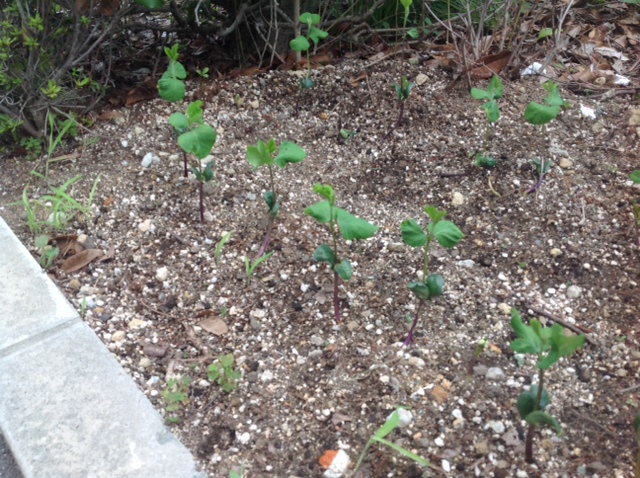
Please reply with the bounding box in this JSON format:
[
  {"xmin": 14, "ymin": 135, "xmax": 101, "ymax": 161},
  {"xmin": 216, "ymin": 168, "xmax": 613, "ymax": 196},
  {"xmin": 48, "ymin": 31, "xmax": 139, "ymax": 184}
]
[
  {"xmin": 382, "ymin": 100, "xmax": 406, "ymax": 142},
  {"xmin": 525, "ymin": 368, "xmax": 545, "ymax": 463},
  {"xmin": 403, "ymin": 299, "xmax": 424, "ymax": 346},
  {"xmin": 182, "ymin": 151, "xmax": 188, "ymax": 177},
  {"xmin": 257, "ymin": 216, "xmax": 274, "ymax": 258},
  {"xmin": 329, "ymin": 205, "xmax": 341, "ymax": 322},
  {"xmin": 527, "ymin": 158, "xmax": 545, "ymax": 194},
  {"xmin": 333, "ymin": 270, "xmax": 341, "ymax": 322},
  {"xmin": 199, "ymin": 180, "xmax": 205, "ymax": 223}
]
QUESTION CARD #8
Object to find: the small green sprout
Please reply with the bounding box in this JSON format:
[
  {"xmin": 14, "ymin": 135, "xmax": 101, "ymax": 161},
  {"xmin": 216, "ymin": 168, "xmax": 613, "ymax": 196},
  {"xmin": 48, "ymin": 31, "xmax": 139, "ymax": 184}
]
[
  {"xmin": 471, "ymin": 75, "xmax": 503, "ymax": 169},
  {"xmin": 244, "ymin": 251, "xmax": 274, "ymax": 285},
  {"xmin": 162, "ymin": 375, "xmax": 191, "ymax": 423},
  {"xmin": 207, "ymin": 354, "xmax": 242, "ymax": 393},
  {"xmin": 289, "ymin": 12, "xmax": 329, "ymax": 90}
]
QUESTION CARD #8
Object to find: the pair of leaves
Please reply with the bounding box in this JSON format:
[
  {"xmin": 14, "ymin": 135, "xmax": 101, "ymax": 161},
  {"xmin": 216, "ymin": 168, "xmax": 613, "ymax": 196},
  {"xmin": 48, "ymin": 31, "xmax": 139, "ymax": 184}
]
[
  {"xmin": 517, "ymin": 385, "xmax": 562, "ymax": 435},
  {"xmin": 246, "ymin": 140, "xmax": 306, "ymax": 170},
  {"xmin": 471, "ymin": 75, "xmax": 503, "ymax": 123},
  {"xmin": 158, "ymin": 48, "xmax": 186, "ymax": 103},
  {"xmin": 193, "ymin": 161, "xmax": 214, "ymax": 183},
  {"xmin": 289, "ymin": 12, "xmax": 329, "ymax": 52},
  {"xmin": 401, "ymin": 217, "xmax": 464, "ymax": 249},
  {"xmin": 393, "ymin": 76, "xmax": 415, "ymax": 101},
  {"xmin": 408, "ymin": 273, "xmax": 444, "ymax": 301},
  {"xmin": 531, "ymin": 157, "xmax": 552, "ymax": 175},
  {"xmin": 169, "ymin": 101, "xmax": 217, "ymax": 159},
  {"xmin": 314, "ymin": 244, "xmax": 352, "ymax": 280},
  {"xmin": 169, "ymin": 101, "xmax": 204, "ymax": 133},
  {"xmin": 305, "ymin": 201, "xmax": 378, "ymax": 241},
  {"xmin": 510, "ymin": 308, "xmax": 586, "ymax": 370},
  {"xmin": 524, "ymin": 80, "xmax": 568, "ymax": 125}
]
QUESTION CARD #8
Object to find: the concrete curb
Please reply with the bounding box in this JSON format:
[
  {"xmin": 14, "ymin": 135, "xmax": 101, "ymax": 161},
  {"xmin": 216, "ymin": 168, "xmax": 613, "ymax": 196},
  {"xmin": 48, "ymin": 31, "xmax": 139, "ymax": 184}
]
[{"xmin": 0, "ymin": 216, "xmax": 206, "ymax": 478}]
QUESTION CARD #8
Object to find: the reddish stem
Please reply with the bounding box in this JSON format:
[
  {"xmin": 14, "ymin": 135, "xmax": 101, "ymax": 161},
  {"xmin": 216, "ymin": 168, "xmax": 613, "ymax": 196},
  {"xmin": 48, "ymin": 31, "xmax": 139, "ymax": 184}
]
[
  {"xmin": 525, "ymin": 424, "xmax": 535, "ymax": 463},
  {"xmin": 199, "ymin": 181, "xmax": 204, "ymax": 223},
  {"xmin": 182, "ymin": 151, "xmax": 188, "ymax": 178},
  {"xmin": 403, "ymin": 300, "xmax": 424, "ymax": 346},
  {"xmin": 382, "ymin": 101, "xmax": 405, "ymax": 143},
  {"xmin": 257, "ymin": 216, "xmax": 274, "ymax": 258},
  {"xmin": 333, "ymin": 270, "xmax": 341, "ymax": 322}
]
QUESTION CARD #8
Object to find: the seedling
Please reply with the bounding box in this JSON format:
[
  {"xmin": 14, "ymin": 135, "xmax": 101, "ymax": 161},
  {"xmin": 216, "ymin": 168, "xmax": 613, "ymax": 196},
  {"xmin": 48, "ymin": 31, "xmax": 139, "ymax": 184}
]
[
  {"xmin": 401, "ymin": 205, "xmax": 463, "ymax": 345},
  {"xmin": 383, "ymin": 76, "xmax": 414, "ymax": 142},
  {"xmin": 34, "ymin": 234, "xmax": 59, "ymax": 269},
  {"xmin": 510, "ymin": 308, "xmax": 585, "ymax": 463},
  {"xmin": 633, "ymin": 414, "xmax": 640, "ymax": 478},
  {"xmin": 207, "ymin": 353, "xmax": 242, "ymax": 393},
  {"xmin": 304, "ymin": 184, "xmax": 379, "ymax": 321},
  {"xmin": 470, "ymin": 75, "xmax": 502, "ymax": 169},
  {"xmin": 246, "ymin": 139, "xmax": 306, "ymax": 256},
  {"xmin": 524, "ymin": 80, "xmax": 568, "ymax": 194},
  {"xmin": 289, "ymin": 12, "xmax": 328, "ymax": 91},
  {"xmin": 400, "ymin": 0, "xmax": 419, "ymax": 40},
  {"xmin": 354, "ymin": 408, "xmax": 429, "ymax": 473},
  {"xmin": 244, "ymin": 251, "xmax": 274, "ymax": 285},
  {"xmin": 215, "ymin": 230, "xmax": 233, "ymax": 264},
  {"xmin": 162, "ymin": 375, "xmax": 191, "ymax": 423}
]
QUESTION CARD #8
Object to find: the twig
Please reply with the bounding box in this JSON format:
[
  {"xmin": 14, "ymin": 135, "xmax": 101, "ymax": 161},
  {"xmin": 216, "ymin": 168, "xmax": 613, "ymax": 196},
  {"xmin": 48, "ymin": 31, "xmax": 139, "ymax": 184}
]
[
  {"xmin": 515, "ymin": 300, "xmax": 598, "ymax": 346},
  {"xmin": 488, "ymin": 175, "xmax": 501, "ymax": 197}
]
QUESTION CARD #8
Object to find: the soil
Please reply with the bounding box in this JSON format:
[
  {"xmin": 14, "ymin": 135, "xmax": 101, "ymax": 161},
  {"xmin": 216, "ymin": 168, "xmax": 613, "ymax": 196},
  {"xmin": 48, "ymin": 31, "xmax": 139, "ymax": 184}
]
[{"xmin": 1, "ymin": 57, "xmax": 640, "ymax": 478}]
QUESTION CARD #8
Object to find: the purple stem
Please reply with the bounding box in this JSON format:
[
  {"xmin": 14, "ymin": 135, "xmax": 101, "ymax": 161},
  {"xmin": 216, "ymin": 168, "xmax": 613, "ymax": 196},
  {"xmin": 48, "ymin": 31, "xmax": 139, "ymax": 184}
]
[
  {"xmin": 333, "ymin": 270, "xmax": 341, "ymax": 322},
  {"xmin": 199, "ymin": 181, "xmax": 204, "ymax": 223},
  {"xmin": 257, "ymin": 217, "xmax": 274, "ymax": 258},
  {"xmin": 403, "ymin": 299, "xmax": 424, "ymax": 346},
  {"xmin": 382, "ymin": 101, "xmax": 405, "ymax": 143},
  {"xmin": 527, "ymin": 159, "xmax": 546, "ymax": 194},
  {"xmin": 182, "ymin": 151, "xmax": 188, "ymax": 178}
]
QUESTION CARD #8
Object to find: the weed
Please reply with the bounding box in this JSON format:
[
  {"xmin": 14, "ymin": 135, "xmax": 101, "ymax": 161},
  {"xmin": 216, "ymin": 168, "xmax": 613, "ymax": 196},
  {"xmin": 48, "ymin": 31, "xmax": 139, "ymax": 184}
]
[
  {"xmin": 34, "ymin": 234, "xmax": 59, "ymax": 269},
  {"xmin": 207, "ymin": 354, "xmax": 242, "ymax": 393},
  {"xmin": 401, "ymin": 205, "xmax": 463, "ymax": 345},
  {"xmin": 246, "ymin": 139, "xmax": 306, "ymax": 256},
  {"xmin": 524, "ymin": 80, "xmax": 568, "ymax": 194},
  {"xmin": 244, "ymin": 252, "xmax": 274, "ymax": 285},
  {"xmin": 354, "ymin": 408, "xmax": 429, "ymax": 472},
  {"xmin": 162, "ymin": 375, "xmax": 191, "ymax": 423},
  {"xmin": 304, "ymin": 184, "xmax": 379, "ymax": 321},
  {"xmin": 215, "ymin": 231, "xmax": 233, "ymax": 264},
  {"xmin": 510, "ymin": 308, "xmax": 585, "ymax": 463},
  {"xmin": 383, "ymin": 76, "xmax": 414, "ymax": 142}
]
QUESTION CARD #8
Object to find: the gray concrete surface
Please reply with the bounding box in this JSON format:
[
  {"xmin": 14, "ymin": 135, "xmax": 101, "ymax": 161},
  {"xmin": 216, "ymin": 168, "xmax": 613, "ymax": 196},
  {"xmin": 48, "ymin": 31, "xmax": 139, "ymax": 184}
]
[{"xmin": 0, "ymin": 216, "xmax": 206, "ymax": 478}]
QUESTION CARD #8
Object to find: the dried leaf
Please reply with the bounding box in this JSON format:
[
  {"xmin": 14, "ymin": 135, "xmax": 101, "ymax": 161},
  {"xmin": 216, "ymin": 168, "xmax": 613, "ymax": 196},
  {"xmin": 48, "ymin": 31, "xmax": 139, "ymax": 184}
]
[
  {"xmin": 470, "ymin": 51, "xmax": 511, "ymax": 79},
  {"xmin": 126, "ymin": 80, "xmax": 157, "ymax": 106},
  {"xmin": 431, "ymin": 384, "xmax": 449, "ymax": 404},
  {"xmin": 61, "ymin": 249, "xmax": 103, "ymax": 272},
  {"xmin": 198, "ymin": 317, "xmax": 229, "ymax": 335}
]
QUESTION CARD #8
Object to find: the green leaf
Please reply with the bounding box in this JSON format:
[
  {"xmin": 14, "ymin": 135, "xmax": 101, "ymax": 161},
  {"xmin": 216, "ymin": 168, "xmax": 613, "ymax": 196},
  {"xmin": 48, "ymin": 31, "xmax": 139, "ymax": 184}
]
[
  {"xmin": 400, "ymin": 0, "xmax": 413, "ymax": 8},
  {"xmin": 304, "ymin": 201, "xmax": 333, "ymax": 224},
  {"xmin": 164, "ymin": 44, "xmax": 180, "ymax": 61},
  {"xmin": 289, "ymin": 36, "xmax": 310, "ymax": 52},
  {"xmin": 474, "ymin": 154, "xmax": 497, "ymax": 169},
  {"xmin": 516, "ymin": 385, "xmax": 550, "ymax": 418},
  {"xmin": 510, "ymin": 309, "xmax": 543, "ymax": 355},
  {"xmin": 313, "ymin": 244, "xmax": 336, "ymax": 266},
  {"xmin": 488, "ymin": 75, "xmax": 503, "ymax": 99},
  {"xmin": 300, "ymin": 12, "xmax": 321, "ymax": 25},
  {"xmin": 425, "ymin": 273, "xmax": 444, "ymax": 298},
  {"xmin": 158, "ymin": 77, "xmax": 185, "ymax": 103},
  {"xmin": 177, "ymin": 124, "xmax": 217, "ymax": 159},
  {"xmin": 313, "ymin": 184, "xmax": 336, "ymax": 204},
  {"xmin": 538, "ymin": 27, "xmax": 554, "ymax": 40},
  {"xmin": 186, "ymin": 101, "xmax": 204, "ymax": 124},
  {"xmin": 375, "ymin": 410, "xmax": 401, "ymax": 440},
  {"xmin": 543, "ymin": 80, "xmax": 568, "ymax": 107},
  {"xmin": 335, "ymin": 259, "xmax": 353, "ymax": 280},
  {"xmin": 430, "ymin": 220, "xmax": 464, "ymax": 248},
  {"xmin": 525, "ymin": 411, "xmax": 562, "ymax": 435},
  {"xmin": 482, "ymin": 100, "xmax": 501, "ymax": 123},
  {"xmin": 373, "ymin": 437, "xmax": 430, "ymax": 466},
  {"xmin": 246, "ymin": 140, "xmax": 272, "ymax": 169},
  {"xmin": 407, "ymin": 28, "xmax": 419, "ymax": 39},
  {"xmin": 408, "ymin": 281, "xmax": 431, "ymax": 300},
  {"xmin": 134, "ymin": 0, "xmax": 164, "ymax": 7},
  {"xmin": 423, "ymin": 205, "xmax": 447, "ymax": 223},
  {"xmin": 35, "ymin": 234, "xmax": 49, "ymax": 249},
  {"xmin": 169, "ymin": 112, "xmax": 189, "ymax": 133},
  {"xmin": 264, "ymin": 190, "xmax": 279, "ymax": 216},
  {"xmin": 471, "ymin": 88, "xmax": 490, "ymax": 100},
  {"xmin": 163, "ymin": 60, "xmax": 187, "ymax": 80},
  {"xmin": 274, "ymin": 141, "xmax": 306, "ymax": 167},
  {"xmin": 201, "ymin": 161, "xmax": 214, "ymax": 182},
  {"xmin": 524, "ymin": 102, "xmax": 560, "ymax": 125},
  {"xmin": 401, "ymin": 219, "xmax": 427, "ymax": 247},
  {"xmin": 630, "ymin": 170, "xmax": 640, "ymax": 184},
  {"xmin": 537, "ymin": 325, "xmax": 586, "ymax": 370},
  {"xmin": 308, "ymin": 26, "xmax": 329, "ymax": 44},
  {"xmin": 335, "ymin": 209, "xmax": 378, "ymax": 240}
]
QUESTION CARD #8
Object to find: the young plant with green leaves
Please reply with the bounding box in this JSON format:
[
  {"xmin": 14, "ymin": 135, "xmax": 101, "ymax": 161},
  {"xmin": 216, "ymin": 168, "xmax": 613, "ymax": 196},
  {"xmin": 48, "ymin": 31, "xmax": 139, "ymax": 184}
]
[
  {"xmin": 400, "ymin": 0, "xmax": 419, "ymax": 40},
  {"xmin": 354, "ymin": 408, "xmax": 429, "ymax": 473},
  {"xmin": 162, "ymin": 375, "xmax": 191, "ymax": 423},
  {"xmin": 34, "ymin": 234, "xmax": 60, "ymax": 269},
  {"xmin": 159, "ymin": 47, "xmax": 217, "ymax": 222},
  {"xmin": 304, "ymin": 184, "xmax": 379, "ymax": 321},
  {"xmin": 524, "ymin": 80, "xmax": 568, "ymax": 194},
  {"xmin": 207, "ymin": 353, "xmax": 242, "ymax": 393},
  {"xmin": 471, "ymin": 75, "xmax": 503, "ymax": 169},
  {"xmin": 510, "ymin": 308, "xmax": 586, "ymax": 463},
  {"xmin": 289, "ymin": 13, "xmax": 329, "ymax": 90},
  {"xmin": 401, "ymin": 205, "xmax": 463, "ymax": 345},
  {"xmin": 383, "ymin": 76, "xmax": 415, "ymax": 142},
  {"xmin": 246, "ymin": 139, "xmax": 306, "ymax": 256},
  {"xmin": 244, "ymin": 251, "xmax": 274, "ymax": 285}
]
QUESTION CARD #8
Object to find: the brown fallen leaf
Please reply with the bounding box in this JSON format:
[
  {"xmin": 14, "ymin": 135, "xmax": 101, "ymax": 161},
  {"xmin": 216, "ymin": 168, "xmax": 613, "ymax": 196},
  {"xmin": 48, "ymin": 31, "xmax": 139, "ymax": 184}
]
[
  {"xmin": 61, "ymin": 249, "xmax": 103, "ymax": 273},
  {"xmin": 198, "ymin": 317, "xmax": 229, "ymax": 336},
  {"xmin": 431, "ymin": 384, "xmax": 449, "ymax": 404},
  {"xmin": 470, "ymin": 50, "xmax": 511, "ymax": 79}
]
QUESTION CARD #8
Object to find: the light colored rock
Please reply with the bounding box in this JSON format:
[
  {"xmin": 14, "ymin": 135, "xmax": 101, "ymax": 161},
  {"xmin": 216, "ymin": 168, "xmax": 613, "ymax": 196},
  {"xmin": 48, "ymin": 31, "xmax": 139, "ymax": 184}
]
[
  {"xmin": 486, "ymin": 367, "xmax": 505, "ymax": 380},
  {"xmin": 567, "ymin": 285, "xmax": 582, "ymax": 298},
  {"xmin": 416, "ymin": 73, "xmax": 429, "ymax": 85},
  {"xmin": 486, "ymin": 420, "xmax": 506, "ymax": 434},
  {"xmin": 138, "ymin": 219, "xmax": 151, "ymax": 233},
  {"xmin": 559, "ymin": 158, "xmax": 573, "ymax": 169},
  {"xmin": 249, "ymin": 99, "xmax": 259, "ymax": 109},
  {"xmin": 155, "ymin": 267, "xmax": 169, "ymax": 281},
  {"xmin": 129, "ymin": 318, "xmax": 144, "ymax": 329},
  {"xmin": 141, "ymin": 152, "xmax": 159, "ymax": 168},
  {"xmin": 550, "ymin": 248, "xmax": 563, "ymax": 257},
  {"xmin": 408, "ymin": 356, "xmax": 426, "ymax": 368},
  {"xmin": 498, "ymin": 303, "xmax": 512, "ymax": 314},
  {"xmin": 111, "ymin": 330, "xmax": 126, "ymax": 342},
  {"xmin": 452, "ymin": 191, "xmax": 464, "ymax": 206}
]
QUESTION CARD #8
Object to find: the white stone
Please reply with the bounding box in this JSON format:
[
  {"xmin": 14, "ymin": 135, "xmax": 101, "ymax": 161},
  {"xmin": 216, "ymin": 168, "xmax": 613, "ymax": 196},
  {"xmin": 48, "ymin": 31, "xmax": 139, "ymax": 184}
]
[
  {"xmin": 141, "ymin": 152, "xmax": 159, "ymax": 168},
  {"xmin": 567, "ymin": 285, "xmax": 582, "ymax": 298},
  {"xmin": 156, "ymin": 267, "xmax": 169, "ymax": 281},
  {"xmin": 323, "ymin": 449, "xmax": 351, "ymax": 478},
  {"xmin": 138, "ymin": 219, "xmax": 151, "ymax": 233},
  {"xmin": 452, "ymin": 191, "xmax": 465, "ymax": 206},
  {"xmin": 389, "ymin": 408, "xmax": 413, "ymax": 428}
]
